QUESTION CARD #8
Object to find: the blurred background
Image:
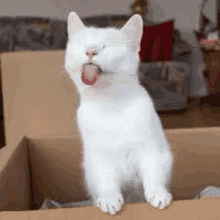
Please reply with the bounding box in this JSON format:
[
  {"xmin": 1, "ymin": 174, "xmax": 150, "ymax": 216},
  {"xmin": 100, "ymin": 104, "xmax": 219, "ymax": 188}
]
[{"xmin": 0, "ymin": 0, "xmax": 220, "ymax": 148}]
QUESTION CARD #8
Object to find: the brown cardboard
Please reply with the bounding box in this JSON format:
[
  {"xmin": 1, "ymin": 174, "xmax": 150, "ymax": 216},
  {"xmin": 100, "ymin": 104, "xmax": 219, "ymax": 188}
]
[
  {"xmin": 1, "ymin": 51, "xmax": 220, "ymax": 218},
  {"xmin": 0, "ymin": 129, "xmax": 220, "ymax": 219},
  {"xmin": 28, "ymin": 134, "xmax": 86, "ymax": 205},
  {"xmin": 1, "ymin": 51, "xmax": 78, "ymax": 146},
  {"xmin": 1, "ymin": 200, "xmax": 220, "ymax": 220},
  {"xmin": 0, "ymin": 136, "xmax": 30, "ymax": 211}
]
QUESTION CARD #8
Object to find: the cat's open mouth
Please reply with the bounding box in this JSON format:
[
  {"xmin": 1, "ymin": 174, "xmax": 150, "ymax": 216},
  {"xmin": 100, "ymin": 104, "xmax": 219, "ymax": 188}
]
[
  {"xmin": 82, "ymin": 63, "xmax": 102, "ymax": 73},
  {"xmin": 81, "ymin": 63, "xmax": 102, "ymax": 85}
]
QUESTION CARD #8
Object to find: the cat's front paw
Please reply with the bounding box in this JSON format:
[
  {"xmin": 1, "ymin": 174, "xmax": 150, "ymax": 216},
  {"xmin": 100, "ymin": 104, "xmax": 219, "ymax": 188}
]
[
  {"xmin": 96, "ymin": 193, "xmax": 124, "ymax": 215},
  {"xmin": 145, "ymin": 188, "xmax": 172, "ymax": 210}
]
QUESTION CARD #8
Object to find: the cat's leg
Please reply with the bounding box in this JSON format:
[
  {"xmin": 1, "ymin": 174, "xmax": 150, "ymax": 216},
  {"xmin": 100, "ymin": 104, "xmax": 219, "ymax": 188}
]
[
  {"xmin": 84, "ymin": 153, "xmax": 124, "ymax": 215},
  {"xmin": 138, "ymin": 140, "xmax": 173, "ymax": 210}
]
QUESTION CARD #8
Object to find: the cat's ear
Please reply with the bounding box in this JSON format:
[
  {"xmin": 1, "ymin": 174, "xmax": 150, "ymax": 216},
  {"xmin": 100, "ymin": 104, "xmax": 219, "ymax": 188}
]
[
  {"xmin": 121, "ymin": 14, "xmax": 143, "ymax": 52},
  {"xmin": 68, "ymin": 12, "xmax": 85, "ymax": 38}
]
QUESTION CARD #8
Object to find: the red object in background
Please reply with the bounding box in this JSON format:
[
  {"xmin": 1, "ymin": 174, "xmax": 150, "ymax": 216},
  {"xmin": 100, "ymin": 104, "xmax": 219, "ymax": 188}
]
[
  {"xmin": 205, "ymin": 50, "xmax": 220, "ymax": 96},
  {"xmin": 206, "ymin": 69, "xmax": 220, "ymax": 96},
  {"xmin": 201, "ymin": 39, "xmax": 216, "ymax": 45},
  {"xmin": 139, "ymin": 20, "xmax": 174, "ymax": 62}
]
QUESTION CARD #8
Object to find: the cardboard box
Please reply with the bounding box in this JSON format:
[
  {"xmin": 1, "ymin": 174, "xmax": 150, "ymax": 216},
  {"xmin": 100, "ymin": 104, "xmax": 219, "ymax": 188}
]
[
  {"xmin": 1, "ymin": 50, "xmax": 78, "ymax": 146},
  {"xmin": 1, "ymin": 129, "xmax": 220, "ymax": 219},
  {"xmin": 1, "ymin": 51, "xmax": 220, "ymax": 219}
]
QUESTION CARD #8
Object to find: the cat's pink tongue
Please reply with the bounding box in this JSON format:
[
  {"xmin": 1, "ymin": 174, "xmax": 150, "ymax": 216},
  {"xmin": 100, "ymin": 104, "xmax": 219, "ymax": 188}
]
[{"xmin": 81, "ymin": 64, "xmax": 100, "ymax": 85}]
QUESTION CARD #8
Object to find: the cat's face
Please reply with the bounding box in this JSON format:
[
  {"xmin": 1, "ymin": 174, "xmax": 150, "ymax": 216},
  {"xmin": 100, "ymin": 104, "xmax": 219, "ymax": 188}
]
[{"xmin": 65, "ymin": 12, "xmax": 143, "ymax": 92}]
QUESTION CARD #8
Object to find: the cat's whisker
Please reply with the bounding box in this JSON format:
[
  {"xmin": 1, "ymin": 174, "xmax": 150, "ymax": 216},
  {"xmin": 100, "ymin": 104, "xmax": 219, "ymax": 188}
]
[
  {"xmin": 55, "ymin": 68, "xmax": 78, "ymax": 79},
  {"xmin": 72, "ymin": 115, "xmax": 77, "ymax": 122},
  {"xmin": 55, "ymin": 70, "xmax": 66, "ymax": 78},
  {"xmin": 54, "ymin": 64, "xmax": 67, "ymax": 77},
  {"xmin": 55, "ymin": 64, "xmax": 65, "ymax": 70}
]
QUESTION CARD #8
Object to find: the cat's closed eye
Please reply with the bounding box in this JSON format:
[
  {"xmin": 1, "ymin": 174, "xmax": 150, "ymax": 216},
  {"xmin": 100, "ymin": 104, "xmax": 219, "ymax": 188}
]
[{"xmin": 84, "ymin": 45, "xmax": 106, "ymax": 49}]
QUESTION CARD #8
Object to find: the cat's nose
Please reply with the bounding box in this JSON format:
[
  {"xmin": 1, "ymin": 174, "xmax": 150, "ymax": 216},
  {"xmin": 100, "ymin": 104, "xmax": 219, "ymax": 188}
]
[{"xmin": 85, "ymin": 47, "xmax": 98, "ymax": 59}]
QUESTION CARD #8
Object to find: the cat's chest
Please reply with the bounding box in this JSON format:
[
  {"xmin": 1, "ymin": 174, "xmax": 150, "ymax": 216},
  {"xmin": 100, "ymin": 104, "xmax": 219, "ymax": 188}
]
[{"xmin": 77, "ymin": 98, "xmax": 152, "ymax": 139}]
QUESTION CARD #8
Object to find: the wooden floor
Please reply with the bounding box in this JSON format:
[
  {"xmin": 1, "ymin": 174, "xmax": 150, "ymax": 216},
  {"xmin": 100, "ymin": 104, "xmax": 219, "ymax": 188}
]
[{"xmin": 159, "ymin": 96, "xmax": 220, "ymax": 129}]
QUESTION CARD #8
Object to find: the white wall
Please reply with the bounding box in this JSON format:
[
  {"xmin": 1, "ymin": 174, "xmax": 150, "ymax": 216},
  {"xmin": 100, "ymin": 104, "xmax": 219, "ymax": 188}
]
[
  {"xmin": 0, "ymin": 0, "xmax": 133, "ymax": 20},
  {"xmin": 148, "ymin": 0, "xmax": 216, "ymax": 28},
  {"xmin": 147, "ymin": 0, "xmax": 217, "ymax": 46}
]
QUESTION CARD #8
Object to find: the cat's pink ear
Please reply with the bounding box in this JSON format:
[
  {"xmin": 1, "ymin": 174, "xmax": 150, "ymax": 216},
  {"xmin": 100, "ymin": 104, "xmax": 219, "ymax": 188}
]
[
  {"xmin": 121, "ymin": 14, "xmax": 143, "ymax": 52},
  {"xmin": 68, "ymin": 12, "xmax": 85, "ymax": 38}
]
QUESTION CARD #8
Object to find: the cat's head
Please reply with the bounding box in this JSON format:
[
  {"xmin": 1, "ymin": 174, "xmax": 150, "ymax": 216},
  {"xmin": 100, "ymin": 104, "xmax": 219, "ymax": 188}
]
[{"xmin": 65, "ymin": 12, "xmax": 143, "ymax": 92}]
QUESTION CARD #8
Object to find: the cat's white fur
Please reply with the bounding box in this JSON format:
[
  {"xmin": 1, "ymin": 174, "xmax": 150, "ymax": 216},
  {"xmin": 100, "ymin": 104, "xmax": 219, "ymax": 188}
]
[{"xmin": 65, "ymin": 12, "xmax": 173, "ymax": 215}]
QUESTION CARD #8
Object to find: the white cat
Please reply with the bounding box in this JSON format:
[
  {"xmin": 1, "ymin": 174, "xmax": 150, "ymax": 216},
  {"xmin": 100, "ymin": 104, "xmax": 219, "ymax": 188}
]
[{"xmin": 65, "ymin": 12, "xmax": 173, "ymax": 215}]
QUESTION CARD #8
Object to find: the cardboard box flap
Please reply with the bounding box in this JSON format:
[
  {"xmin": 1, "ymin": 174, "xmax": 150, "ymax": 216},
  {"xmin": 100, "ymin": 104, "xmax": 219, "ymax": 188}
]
[
  {"xmin": 1, "ymin": 128, "xmax": 220, "ymax": 218},
  {"xmin": 1, "ymin": 51, "xmax": 79, "ymax": 146},
  {"xmin": 165, "ymin": 127, "xmax": 220, "ymax": 200},
  {"xmin": 28, "ymin": 128, "xmax": 220, "ymax": 202},
  {"xmin": 0, "ymin": 199, "xmax": 220, "ymax": 220},
  {"xmin": 0, "ymin": 136, "xmax": 30, "ymax": 211},
  {"xmin": 27, "ymin": 134, "xmax": 87, "ymax": 205}
]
